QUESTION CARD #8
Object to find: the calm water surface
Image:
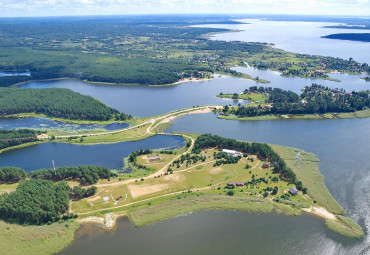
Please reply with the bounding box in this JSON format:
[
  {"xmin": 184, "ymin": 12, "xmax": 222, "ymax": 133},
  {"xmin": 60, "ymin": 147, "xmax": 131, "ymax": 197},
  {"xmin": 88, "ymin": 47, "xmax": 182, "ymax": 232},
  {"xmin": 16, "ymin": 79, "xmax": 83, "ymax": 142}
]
[
  {"xmin": 198, "ymin": 19, "xmax": 370, "ymax": 63},
  {"xmin": 0, "ymin": 71, "xmax": 30, "ymax": 77},
  {"xmin": 0, "ymin": 117, "xmax": 129, "ymax": 133},
  {"xmin": 0, "ymin": 135, "xmax": 185, "ymax": 172},
  {"xmin": 18, "ymin": 70, "xmax": 368, "ymax": 118}
]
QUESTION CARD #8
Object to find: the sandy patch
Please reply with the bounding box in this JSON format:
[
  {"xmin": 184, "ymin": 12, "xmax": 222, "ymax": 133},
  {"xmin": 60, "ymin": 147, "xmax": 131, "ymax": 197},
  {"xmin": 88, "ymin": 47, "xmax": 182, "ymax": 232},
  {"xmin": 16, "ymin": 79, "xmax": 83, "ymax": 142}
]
[
  {"xmin": 303, "ymin": 206, "xmax": 336, "ymax": 220},
  {"xmin": 128, "ymin": 183, "xmax": 169, "ymax": 198},
  {"xmin": 87, "ymin": 196, "xmax": 101, "ymax": 203},
  {"xmin": 209, "ymin": 167, "xmax": 224, "ymax": 175},
  {"xmin": 162, "ymin": 173, "xmax": 186, "ymax": 182},
  {"xmin": 37, "ymin": 134, "xmax": 49, "ymax": 139},
  {"xmin": 79, "ymin": 216, "xmax": 104, "ymax": 225},
  {"xmin": 0, "ymin": 189, "xmax": 15, "ymax": 194},
  {"xmin": 161, "ymin": 107, "xmax": 216, "ymax": 124}
]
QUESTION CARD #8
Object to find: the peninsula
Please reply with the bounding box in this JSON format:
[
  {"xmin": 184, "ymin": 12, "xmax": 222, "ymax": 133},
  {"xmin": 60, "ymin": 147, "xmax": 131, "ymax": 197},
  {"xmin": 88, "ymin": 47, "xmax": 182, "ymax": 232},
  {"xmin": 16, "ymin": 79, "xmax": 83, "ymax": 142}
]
[{"xmin": 0, "ymin": 106, "xmax": 364, "ymax": 255}]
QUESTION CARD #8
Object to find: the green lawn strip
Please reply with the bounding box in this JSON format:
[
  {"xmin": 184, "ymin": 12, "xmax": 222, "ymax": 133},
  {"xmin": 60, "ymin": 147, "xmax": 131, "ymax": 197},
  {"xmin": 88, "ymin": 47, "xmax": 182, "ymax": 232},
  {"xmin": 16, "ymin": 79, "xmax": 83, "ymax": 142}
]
[
  {"xmin": 128, "ymin": 194, "xmax": 274, "ymax": 227},
  {"xmin": 271, "ymin": 144, "xmax": 345, "ymax": 215},
  {"xmin": 326, "ymin": 216, "xmax": 364, "ymax": 239},
  {"xmin": 0, "ymin": 220, "xmax": 79, "ymax": 255}
]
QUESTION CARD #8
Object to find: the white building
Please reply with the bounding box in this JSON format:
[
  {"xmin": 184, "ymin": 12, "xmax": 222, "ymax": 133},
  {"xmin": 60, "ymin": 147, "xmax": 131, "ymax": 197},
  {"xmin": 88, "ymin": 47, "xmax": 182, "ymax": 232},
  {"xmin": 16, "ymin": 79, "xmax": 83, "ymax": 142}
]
[{"xmin": 222, "ymin": 149, "xmax": 242, "ymax": 156}]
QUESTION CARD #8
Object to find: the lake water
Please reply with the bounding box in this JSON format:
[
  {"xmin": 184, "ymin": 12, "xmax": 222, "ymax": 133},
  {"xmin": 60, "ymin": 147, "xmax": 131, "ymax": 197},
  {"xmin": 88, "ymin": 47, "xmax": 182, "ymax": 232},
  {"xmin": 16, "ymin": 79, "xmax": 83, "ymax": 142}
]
[
  {"xmin": 17, "ymin": 69, "xmax": 368, "ymax": 119},
  {"xmin": 0, "ymin": 117, "xmax": 129, "ymax": 133},
  {"xmin": 196, "ymin": 19, "xmax": 370, "ymax": 64},
  {"xmin": 0, "ymin": 135, "xmax": 185, "ymax": 172},
  {"xmin": 0, "ymin": 71, "xmax": 30, "ymax": 77}
]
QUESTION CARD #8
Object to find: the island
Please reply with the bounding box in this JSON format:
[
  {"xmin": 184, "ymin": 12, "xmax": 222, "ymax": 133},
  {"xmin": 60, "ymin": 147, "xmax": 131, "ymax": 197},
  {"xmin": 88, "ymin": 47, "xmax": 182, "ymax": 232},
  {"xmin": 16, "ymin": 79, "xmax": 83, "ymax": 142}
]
[
  {"xmin": 0, "ymin": 105, "xmax": 365, "ymax": 255},
  {"xmin": 322, "ymin": 33, "xmax": 370, "ymax": 43},
  {"xmin": 216, "ymin": 84, "xmax": 370, "ymax": 120}
]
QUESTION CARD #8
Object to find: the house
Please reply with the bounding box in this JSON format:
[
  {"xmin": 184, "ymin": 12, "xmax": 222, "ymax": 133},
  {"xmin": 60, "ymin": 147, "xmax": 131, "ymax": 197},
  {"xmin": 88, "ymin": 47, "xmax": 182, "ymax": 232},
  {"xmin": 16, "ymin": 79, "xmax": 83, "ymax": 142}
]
[
  {"xmin": 262, "ymin": 163, "xmax": 270, "ymax": 169},
  {"xmin": 289, "ymin": 187, "xmax": 299, "ymax": 196},
  {"xmin": 236, "ymin": 182, "xmax": 244, "ymax": 187},
  {"xmin": 227, "ymin": 182, "xmax": 236, "ymax": 187},
  {"xmin": 222, "ymin": 149, "xmax": 242, "ymax": 157}
]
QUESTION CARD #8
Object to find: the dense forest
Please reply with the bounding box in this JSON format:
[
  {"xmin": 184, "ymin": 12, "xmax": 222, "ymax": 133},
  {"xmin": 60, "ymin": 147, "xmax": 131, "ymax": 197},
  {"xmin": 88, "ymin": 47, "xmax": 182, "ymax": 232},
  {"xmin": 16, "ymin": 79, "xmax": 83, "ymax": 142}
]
[
  {"xmin": 0, "ymin": 165, "xmax": 112, "ymax": 185},
  {"xmin": 29, "ymin": 165, "xmax": 112, "ymax": 185},
  {"xmin": 0, "ymin": 88, "xmax": 131, "ymax": 121},
  {"xmin": 0, "ymin": 16, "xmax": 367, "ymax": 87},
  {"xmin": 193, "ymin": 134, "xmax": 307, "ymax": 193},
  {"xmin": 0, "ymin": 167, "xmax": 27, "ymax": 183},
  {"xmin": 322, "ymin": 33, "xmax": 370, "ymax": 43},
  {"xmin": 229, "ymin": 85, "xmax": 370, "ymax": 117},
  {"xmin": 0, "ymin": 179, "xmax": 70, "ymax": 224},
  {"xmin": 0, "ymin": 129, "xmax": 39, "ymax": 150}
]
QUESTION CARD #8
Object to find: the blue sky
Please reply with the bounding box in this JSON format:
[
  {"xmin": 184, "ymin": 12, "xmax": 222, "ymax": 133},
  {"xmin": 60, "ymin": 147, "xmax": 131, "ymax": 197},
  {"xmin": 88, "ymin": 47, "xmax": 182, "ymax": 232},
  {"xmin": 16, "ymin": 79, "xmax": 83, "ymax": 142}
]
[{"xmin": 0, "ymin": 0, "xmax": 370, "ymax": 17}]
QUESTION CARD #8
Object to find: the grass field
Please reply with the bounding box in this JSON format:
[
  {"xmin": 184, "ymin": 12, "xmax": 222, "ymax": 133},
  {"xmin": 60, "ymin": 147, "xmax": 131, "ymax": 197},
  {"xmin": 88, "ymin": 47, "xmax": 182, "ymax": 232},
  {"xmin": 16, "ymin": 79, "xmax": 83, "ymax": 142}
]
[{"xmin": 0, "ymin": 220, "xmax": 79, "ymax": 255}]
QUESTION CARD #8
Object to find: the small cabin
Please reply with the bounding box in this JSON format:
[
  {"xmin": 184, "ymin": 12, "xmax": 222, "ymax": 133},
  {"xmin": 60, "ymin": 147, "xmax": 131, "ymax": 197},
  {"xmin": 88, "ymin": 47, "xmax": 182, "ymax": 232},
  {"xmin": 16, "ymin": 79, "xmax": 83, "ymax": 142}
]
[
  {"xmin": 236, "ymin": 182, "xmax": 244, "ymax": 187},
  {"xmin": 289, "ymin": 187, "xmax": 299, "ymax": 196},
  {"xmin": 227, "ymin": 182, "xmax": 236, "ymax": 187},
  {"xmin": 262, "ymin": 163, "xmax": 270, "ymax": 169}
]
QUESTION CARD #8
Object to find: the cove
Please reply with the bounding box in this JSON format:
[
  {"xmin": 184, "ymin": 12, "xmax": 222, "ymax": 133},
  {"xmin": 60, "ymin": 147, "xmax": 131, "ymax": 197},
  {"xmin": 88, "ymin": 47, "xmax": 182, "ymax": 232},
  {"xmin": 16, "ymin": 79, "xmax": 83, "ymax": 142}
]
[
  {"xmin": 58, "ymin": 211, "xmax": 355, "ymax": 255},
  {"xmin": 0, "ymin": 135, "xmax": 185, "ymax": 172}
]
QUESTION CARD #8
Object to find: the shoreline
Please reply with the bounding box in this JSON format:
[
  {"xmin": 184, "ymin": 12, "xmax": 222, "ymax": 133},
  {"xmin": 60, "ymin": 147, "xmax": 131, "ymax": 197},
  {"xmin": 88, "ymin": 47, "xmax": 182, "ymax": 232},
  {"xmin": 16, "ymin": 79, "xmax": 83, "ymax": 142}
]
[{"xmin": 218, "ymin": 108, "xmax": 370, "ymax": 121}]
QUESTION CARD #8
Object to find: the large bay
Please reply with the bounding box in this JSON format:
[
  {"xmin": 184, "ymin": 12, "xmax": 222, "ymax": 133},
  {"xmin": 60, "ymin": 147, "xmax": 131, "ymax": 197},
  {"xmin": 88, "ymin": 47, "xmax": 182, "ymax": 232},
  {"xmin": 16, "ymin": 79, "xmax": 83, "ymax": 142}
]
[{"xmin": 197, "ymin": 19, "xmax": 370, "ymax": 63}]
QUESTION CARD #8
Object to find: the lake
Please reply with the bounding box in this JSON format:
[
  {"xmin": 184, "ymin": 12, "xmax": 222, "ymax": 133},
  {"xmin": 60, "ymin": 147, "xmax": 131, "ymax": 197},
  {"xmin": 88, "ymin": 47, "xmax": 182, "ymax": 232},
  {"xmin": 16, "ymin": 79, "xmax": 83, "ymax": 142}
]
[
  {"xmin": 0, "ymin": 135, "xmax": 185, "ymax": 172},
  {"xmin": 18, "ymin": 69, "xmax": 368, "ymax": 119},
  {"xmin": 196, "ymin": 19, "xmax": 370, "ymax": 63},
  {"xmin": 0, "ymin": 117, "xmax": 129, "ymax": 133}
]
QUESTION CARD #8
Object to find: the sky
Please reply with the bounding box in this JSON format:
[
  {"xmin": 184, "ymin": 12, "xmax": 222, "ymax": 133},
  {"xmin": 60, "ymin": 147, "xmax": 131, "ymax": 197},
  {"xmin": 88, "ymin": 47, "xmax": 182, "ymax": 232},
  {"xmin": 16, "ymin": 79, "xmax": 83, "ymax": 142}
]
[{"xmin": 0, "ymin": 0, "xmax": 370, "ymax": 17}]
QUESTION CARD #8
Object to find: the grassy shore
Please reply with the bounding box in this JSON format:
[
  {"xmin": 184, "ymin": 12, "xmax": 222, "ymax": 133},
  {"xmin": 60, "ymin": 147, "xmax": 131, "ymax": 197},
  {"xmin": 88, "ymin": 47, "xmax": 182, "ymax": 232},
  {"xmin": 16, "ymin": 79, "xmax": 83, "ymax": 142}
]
[
  {"xmin": 0, "ymin": 220, "xmax": 79, "ymax": 255},
  {"xmin": 218, "ymin": 108, "xmax": 370, "ymax": 121}
]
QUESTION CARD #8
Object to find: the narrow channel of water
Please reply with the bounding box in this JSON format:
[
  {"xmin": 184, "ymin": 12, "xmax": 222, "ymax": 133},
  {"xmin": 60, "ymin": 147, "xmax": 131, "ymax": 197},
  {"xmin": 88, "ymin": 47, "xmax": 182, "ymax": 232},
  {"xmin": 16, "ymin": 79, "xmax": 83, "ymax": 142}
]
[
  {"xmin": 0, "ymin": 117, "xmax": 129, "ymax": 133},
  {"xmin": 0, "ymin": 135, "xmax": 185, "ymax": 172}
]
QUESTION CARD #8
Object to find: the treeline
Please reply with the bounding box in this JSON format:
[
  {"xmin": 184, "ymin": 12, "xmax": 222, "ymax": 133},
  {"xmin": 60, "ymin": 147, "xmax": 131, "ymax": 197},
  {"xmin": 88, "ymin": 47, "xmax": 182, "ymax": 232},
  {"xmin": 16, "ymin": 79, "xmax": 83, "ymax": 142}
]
[
  {"xmin": 0, "ymin": 87, "xmax": 131, "ymax": 121},
  {"xmin": 0, "ymin": 165, "xmax": 112, "ymax": 185},
  {"xmin": 193, "ymin": 134, "xmax": 307, "ymax": 193},
  {"xmin": 0, "ymin": 129, "xmax": 39, "ymax": 150},
  {"xmin": 128, "ymin": 149, "xmax": 154, "ymax": 171},
  {"xmin": 0, "ymin": 179, "xmax": 98, "ymax": 224},
  {"xmin": 29, "ymin": 165, "xmax": 112, "ymax": 185},
  {"xmin": 0, "ymin": 167, "xmax": 27, "ymax": 183},
  {"xmin": 0, "ymin": 75, "xmax": 32, "ymax": 87},
  {"xmin": 231, "ymin": 85, "xmax": 370, "ymax": 117},
  {"xmin": 322, "ymin": 33, "xmax": 370, "ymax": 43}
]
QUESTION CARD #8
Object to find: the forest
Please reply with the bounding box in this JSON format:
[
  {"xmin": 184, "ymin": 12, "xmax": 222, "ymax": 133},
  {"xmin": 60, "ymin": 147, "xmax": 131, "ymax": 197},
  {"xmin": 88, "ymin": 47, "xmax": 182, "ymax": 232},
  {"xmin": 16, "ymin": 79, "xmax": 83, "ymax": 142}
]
[
  {"xmin": 0, "ymin": 129, "xmax": 39, "ymax": 150},
  {"xmin": 0, "ymin": 88, "xmax": 131, "ymax": 121},
  {"xmin": 0, "ymin": 179, "xmax": 70, "ymax": 224},
  {"xmin": 0, "ymin": 167, "xmax": 27, "ymax": 183},
  {"xmin": 29, "ymin": 165, "xmax": 112, "ymax": 185},
  {"xmin": 230, "ymin": 85, "xmax": 370, "ymax": 117},
  {"xmin": 193, "ymin": 134, "xmax": 307, "ymax": 193},
  {"xmin": 0, "ymin": 16, "xmax": 367, "ymax": 87}
]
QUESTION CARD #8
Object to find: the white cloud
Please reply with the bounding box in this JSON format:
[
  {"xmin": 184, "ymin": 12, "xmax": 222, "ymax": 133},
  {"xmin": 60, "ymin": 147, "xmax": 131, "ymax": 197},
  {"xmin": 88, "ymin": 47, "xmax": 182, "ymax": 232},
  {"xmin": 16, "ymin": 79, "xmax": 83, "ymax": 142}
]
[{"xmin": 0, "ymin": 0, "xmax": 370, "ymax": 16}]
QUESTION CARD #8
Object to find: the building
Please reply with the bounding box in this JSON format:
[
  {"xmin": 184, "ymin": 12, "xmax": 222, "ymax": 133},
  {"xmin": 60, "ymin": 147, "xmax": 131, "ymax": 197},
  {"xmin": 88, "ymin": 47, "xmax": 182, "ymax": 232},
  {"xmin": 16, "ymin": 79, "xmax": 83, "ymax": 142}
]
[
  {"xmin": 236, "ymin": 182, "xmax": 244, "ymax": 187},
  {"xmin": 222, "ymin": 149, "xmax": 242, "ymax": 157},
  {"xmin": 289, "ymin": 187, "xmax": 299, "ymax": 196},
  {"xmin": 227, "ymin": 182, "xmax": 236, "ymax": 187},
  {"xmin": 262, "ymin": 163, "xmax": 270, "ymax": 169}
]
